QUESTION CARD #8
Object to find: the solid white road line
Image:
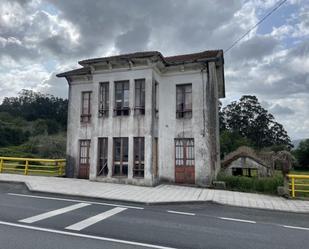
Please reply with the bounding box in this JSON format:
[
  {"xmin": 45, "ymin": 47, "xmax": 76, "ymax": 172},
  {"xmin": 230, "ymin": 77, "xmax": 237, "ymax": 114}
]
[
  {"xmin": 282, "ymin": 225, "xmax": 309, "ymax": 231},
  {"xmin": 0, "ymin": 220, "xmax": 177, "ymax": 249},
  {"xmin": 167, "ymin": 210, "xmax": 195, "ymax": 216},
  {"xmin": 66, "ymin": 207, "xmax": 127, "ymax": 231},
  {"xmin": 219, "ymin": 217, "xmax": 256, "ymax": 224},
  {"xmin": 19, "ymin": 203, "xmax": 90, "ymax": 224},
  {"xmin": 7, "ymin": 192, "xmax": 144, "ymax": 210}
]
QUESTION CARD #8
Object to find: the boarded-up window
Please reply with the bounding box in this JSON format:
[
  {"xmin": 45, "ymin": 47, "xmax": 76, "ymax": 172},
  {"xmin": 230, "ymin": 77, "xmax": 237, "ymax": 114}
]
[
  {"xmin": 134, "ymin": 79, "xmax": 145, "ymax": 115},
  {"xmin": 134, "ymin": 137, "xmax": 144, "ymax": 177},
  {"xmin": 99, "ymin": 82, "xmax": 109, "ymax": 117},
  {"xmin": 175, "ymin": 139, "xmax": 194, "ymax": 166},
  {"xmin": 79, "ymin": 140, "xmax": 90, "ymax": 165},
  {"xmin": 98, "ymin": 138, "xmax": 108, "ymax": 176},
  {"xmin": 81, "ymin": 92, "xmax": 92, "ymax": 122},
  {"xmin": 114, "ymin": 81, "xmax": 130, "ymax": 116},
  {"xmin": 176, "ymin": 84, "xmax": 192, "ymax": 119},
  {"xmin": 113, "ymin": 137, "xmax": 128, "ymax": 176}
]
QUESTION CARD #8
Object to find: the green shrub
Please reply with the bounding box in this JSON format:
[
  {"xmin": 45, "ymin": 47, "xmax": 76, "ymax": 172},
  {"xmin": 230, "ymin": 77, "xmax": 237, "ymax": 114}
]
[{"xmin": 217, "ymin": 173, "xmax": 284, "ymax": 194}]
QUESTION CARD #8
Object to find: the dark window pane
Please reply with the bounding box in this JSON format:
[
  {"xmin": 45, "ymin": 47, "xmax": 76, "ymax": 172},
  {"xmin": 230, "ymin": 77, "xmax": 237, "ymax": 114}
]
[
  {"xmin": 176, "ymin": 84, "xmax": 192, "ymax": 119},
  {"xmin": 133, "ymin": 137, "xmax": 145, "ymax": 178},
  {"xmin": 99, "ymin": 83, "xmax": 109, "ymax": 117},
  {"xmin": 81, "ymin": 92, "xmax": 91, "ymax": 122},
  {"xmin": 114, "ymin": 81, "xmax": 130, "ymax": 116},
  {"xmin": 113, "ymin": 137, "xmax": 129, "ymax": 176},
  {"xmin": 98, "ymin": 138, "xmax": 108, "ymax": 176}
]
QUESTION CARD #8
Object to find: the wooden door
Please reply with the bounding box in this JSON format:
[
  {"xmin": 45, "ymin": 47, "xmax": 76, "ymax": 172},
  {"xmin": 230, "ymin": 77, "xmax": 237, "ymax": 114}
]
[
  {"xmin": 175, "ymin": 139, "xmax": 195, "ymax": 184},
  {"xmin": 78, "ymin": 140, "xmax": 90, "ymax": 179}
]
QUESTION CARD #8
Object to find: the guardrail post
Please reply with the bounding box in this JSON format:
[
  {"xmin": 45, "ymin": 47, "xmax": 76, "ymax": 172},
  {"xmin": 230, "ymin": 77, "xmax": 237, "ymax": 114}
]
[
  {"xmin": 291, "ymin": 176, "xmax": 295, "ymax": 198},
  {"xmin": 56, "ymin": 161, "xmax": 60, "ymax": 176},
  {"xmin": 24, "ymin": 160, "xmax": 29, "ymax": 175},
  {"xmin": 0, "ymin": 158, "xmax": 3, "ymax": 173}
]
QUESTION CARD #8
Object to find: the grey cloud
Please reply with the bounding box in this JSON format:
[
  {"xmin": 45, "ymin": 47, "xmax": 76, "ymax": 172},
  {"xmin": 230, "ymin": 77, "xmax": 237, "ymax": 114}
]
[
  {"xmin": 270, "ymin": 104, "xmax": 295, "ymax": 115},
  {"xmin": 115, "ymin": 23, "xmax": 150, "ymax": 53},
  {"xmin": 229, "ymin": 35, "xmax": 279, "ymax": 62},
  {"xmin": 47, "ymin": 0, "xmax": 243, "ymax": 56},
  {"xmin": 0, "ymin": 38, "xmax": 40, "ymax": 61}
]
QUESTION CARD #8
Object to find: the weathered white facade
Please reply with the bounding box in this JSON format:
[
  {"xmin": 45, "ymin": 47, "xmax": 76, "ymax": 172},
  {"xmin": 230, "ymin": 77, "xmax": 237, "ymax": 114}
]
[{"xmin": 57, "ymin": 50, "xmax": 225, "ymax": 187}]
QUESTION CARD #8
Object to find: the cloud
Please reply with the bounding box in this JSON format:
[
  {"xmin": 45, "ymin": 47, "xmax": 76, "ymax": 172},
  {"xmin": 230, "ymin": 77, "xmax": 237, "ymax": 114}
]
[
  {"xmin": 270, "ymin": 104, "xmax": 295, "ymax": 115},
  {"xmin": 0, "ymin": 0, "xmax": 308, "ymax": 139}
]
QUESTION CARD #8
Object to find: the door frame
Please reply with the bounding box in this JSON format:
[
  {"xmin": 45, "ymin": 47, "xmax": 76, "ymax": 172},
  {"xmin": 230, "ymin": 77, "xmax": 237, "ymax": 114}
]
[
  {"xmin": 78, "ymin": 139, "xmax": 91, "ymax": 179},
  {"xmin": 174, "ymin": 138, "xmax": 195, "ymax": 184}
]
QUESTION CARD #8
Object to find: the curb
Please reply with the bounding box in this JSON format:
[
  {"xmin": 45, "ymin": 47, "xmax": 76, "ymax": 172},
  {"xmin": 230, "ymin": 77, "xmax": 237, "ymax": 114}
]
[{"xmin": 1, "ymin": 179, "xmax": 309, "ymax": 214}]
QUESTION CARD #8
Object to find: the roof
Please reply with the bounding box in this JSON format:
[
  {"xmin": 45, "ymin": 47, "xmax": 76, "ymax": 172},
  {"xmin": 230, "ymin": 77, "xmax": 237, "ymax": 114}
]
[
  {"xmin": 221, "ymin": 146, "xmax": 269, "ymax": 168},
  {"xmin": 57, "ymin": 50, "xmax": 223, "ymax": 78},
  {"xmin": 78, "ymin": 51, "xmax": 162, "ymax": 66},
  {"xmin": 56, "ymin": 67, "xmax": 91, "ymax": 77},
  {"xmin": 164, "ymin": 50, "xmax": 222, "ymax": 64}
]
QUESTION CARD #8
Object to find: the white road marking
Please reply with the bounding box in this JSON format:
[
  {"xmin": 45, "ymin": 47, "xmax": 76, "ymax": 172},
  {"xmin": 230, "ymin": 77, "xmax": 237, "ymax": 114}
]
[
  {"xmin": 66, "ymin": 207, "xmax": 127, "ymax": 231},
  {"xmin": 282, "ymin": 225, "xmax": 309, "ymax": 231},
  {"xmin": 0, "ymin": 220, "xmax": 176, "ymax": 249},
  {"xmin": 219, "ymin": 217, "xmax": 256, "ymax": 224},
  {"xmin": 19, "ymin": 203, "xmax": 90, "ymax": 224},
  {"xmin": 7, "ymin": 192, "xmax": 144, "ymax": 210},
  {"xmin": 167, "ymin": 210, "xmax": 195, "ymax": 216}
]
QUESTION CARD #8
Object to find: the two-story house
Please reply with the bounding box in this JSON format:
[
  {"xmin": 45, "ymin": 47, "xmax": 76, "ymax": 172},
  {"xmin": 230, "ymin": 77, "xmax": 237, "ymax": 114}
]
[{"xmin": 57, "ymin": 50, "xmax": 225, "ymax": 187}]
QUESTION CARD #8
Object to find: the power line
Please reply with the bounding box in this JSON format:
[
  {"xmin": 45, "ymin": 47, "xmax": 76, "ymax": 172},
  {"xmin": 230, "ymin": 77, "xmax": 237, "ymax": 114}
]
[{"xmin": 224, "ymin": 0, "xmax": 288, "ymax": 53}]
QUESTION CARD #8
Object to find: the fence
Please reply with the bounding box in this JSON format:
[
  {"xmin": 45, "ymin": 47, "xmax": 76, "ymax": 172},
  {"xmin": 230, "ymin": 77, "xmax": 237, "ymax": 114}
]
[
  {"xmin": 0, "ymin": 156, "xmax": 66, "ymax": 176},
  {"xmin": 287, "ymin": 174, "xmax": 309, "ymax": 198}
]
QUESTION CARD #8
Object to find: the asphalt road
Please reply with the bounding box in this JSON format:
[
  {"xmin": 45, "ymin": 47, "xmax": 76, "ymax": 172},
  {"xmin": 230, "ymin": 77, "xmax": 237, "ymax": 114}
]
[{"xmin": 0, "ymin": 182, "xmax": 308, "ymax": 249}]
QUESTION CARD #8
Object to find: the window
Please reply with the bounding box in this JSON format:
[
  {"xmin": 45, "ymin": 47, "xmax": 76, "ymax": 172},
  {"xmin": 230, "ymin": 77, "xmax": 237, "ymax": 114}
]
[
  {"xmin": 134, "ymin": 79, "xmax": 145, "ymax": 115},
  {"xmin": 134, "ymin": 137, "xmax": 145, "ymax": 177},
  {"xmin": 81, "ymin": 92, "xmax": 92, "ymax": 122},
  {"xmin": 176, "ymin": 84, "xmax": 192, "ymax": 118},
  {"xmin": 79, "ymin": 140, "xmax": 91, "ymax": 165},
  {"xmin": 98, "ymin": 138, "xmax": 108, "ymax": 176},
  {"xmin": 155, "ymin": 81, "xmax": 159, "ymax": 117},
  {"xmin": 232, "ymin": 168, "xmax": 258, "ymax": 177},
  {"xmin": 99, "ymin": 82, "xmax": 109, "ymax": 117},
  {"xmin": 113, "ymin": 137, "xmax": 128, "ymax": 176},
  {"xmin": 175, "ymin": 139, "xmax": 194, "ymax": 166},
  {"xmin": 114, "ymin": 81, "xmax": 130, "ymax": 116}
]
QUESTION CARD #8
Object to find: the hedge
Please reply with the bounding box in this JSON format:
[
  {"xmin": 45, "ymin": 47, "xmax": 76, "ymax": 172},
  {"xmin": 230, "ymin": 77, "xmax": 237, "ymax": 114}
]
[{"xmin": 217, "ymin": 173, "xmax": 284, "ymax": 194}]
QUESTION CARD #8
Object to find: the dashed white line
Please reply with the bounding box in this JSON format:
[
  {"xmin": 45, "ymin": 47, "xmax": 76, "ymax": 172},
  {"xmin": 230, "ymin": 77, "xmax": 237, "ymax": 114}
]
[
  {"xmin": 66, "ymin": 207, "xmax": 127, "ymax": 231},
  {"xmin": 218, "ymin": 217, "xmax": 256, "ymax": 224},
  {"xmin": 7, "ymin": 192, "xmax": 144, "ymax": 210},
  {"xmin": 167, "ymin": 210, "xmax": 195, "ymax": 216},
  {"xmin": 282, "ymin": 225, "xmax": 309, "ymax": 231},
  {"xmin": 0, "ymin": 220, "xmax": 177, "ymax": 249},
  {"xmin": 19, "ymin": 203, "xmax": 90, "ymax": 224}
]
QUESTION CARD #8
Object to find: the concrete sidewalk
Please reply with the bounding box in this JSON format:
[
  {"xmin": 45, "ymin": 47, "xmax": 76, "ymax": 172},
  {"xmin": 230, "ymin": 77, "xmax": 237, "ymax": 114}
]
[{"xmin": 0, "ymin": 174, "xmax": 309, "ymax": 213}]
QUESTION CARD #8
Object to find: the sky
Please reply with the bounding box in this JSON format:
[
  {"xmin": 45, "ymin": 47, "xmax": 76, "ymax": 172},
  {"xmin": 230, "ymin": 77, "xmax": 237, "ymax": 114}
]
[{"xmin": 0, "ymin": 0, "xmax": 308, "ymax": 140}]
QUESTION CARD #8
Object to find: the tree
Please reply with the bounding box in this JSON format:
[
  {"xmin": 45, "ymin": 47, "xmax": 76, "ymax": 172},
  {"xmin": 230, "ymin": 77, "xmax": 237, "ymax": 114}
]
[
  {"xmin": 293, "ymin": 139, "xmax": 309, "ymax": 169},
  {"xmin": 221, "ymin": 95, "xmax": 292, "ymax": 149},
  {"xmin": 0, "ymin": 89, "xmax": 68, "ymax": 128},
  {"xmin": 220, "ymin": 130, "xmax": 253, "ymax": 159}
]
